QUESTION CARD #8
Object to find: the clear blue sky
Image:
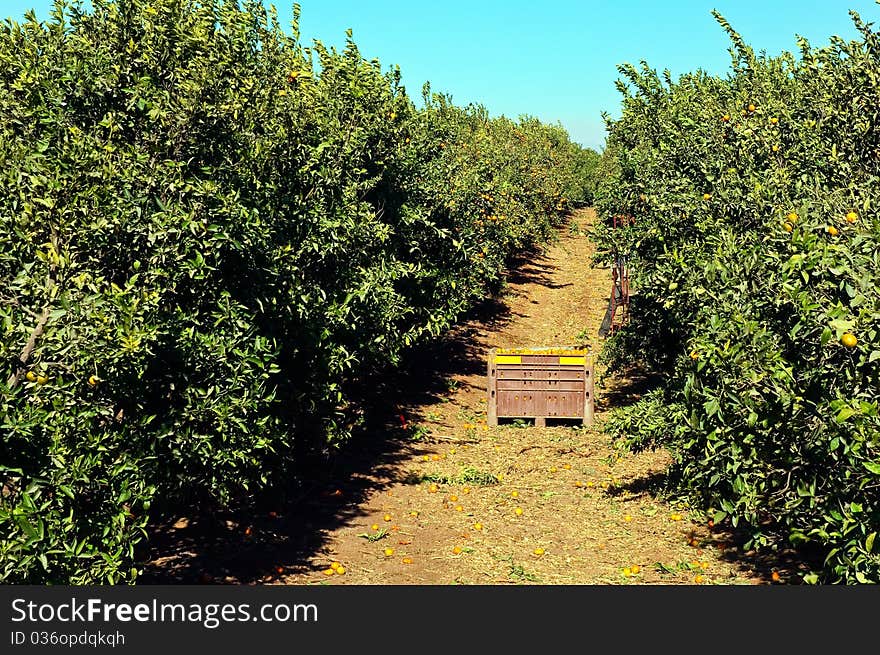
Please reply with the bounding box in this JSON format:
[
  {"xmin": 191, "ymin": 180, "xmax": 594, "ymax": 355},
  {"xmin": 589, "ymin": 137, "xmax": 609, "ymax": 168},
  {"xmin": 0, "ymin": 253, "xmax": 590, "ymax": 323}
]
[{"xmin": 5, "ymin": 1, "xmax": 880, "ymax": 150}]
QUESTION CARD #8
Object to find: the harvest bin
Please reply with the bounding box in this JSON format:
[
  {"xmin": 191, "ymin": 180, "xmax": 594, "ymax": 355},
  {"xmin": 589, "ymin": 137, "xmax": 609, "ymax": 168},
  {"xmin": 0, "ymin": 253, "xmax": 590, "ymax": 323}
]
[{"xmin": 487, "ymin": 348, "xmax": 595, "ymax": 426}]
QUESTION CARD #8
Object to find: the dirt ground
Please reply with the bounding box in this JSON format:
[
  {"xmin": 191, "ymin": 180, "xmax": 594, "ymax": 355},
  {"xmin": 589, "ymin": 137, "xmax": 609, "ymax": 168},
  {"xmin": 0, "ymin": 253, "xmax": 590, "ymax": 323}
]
[{"xmin": 143, "ymin": 209, "xmax": 784, "ymax": 586}]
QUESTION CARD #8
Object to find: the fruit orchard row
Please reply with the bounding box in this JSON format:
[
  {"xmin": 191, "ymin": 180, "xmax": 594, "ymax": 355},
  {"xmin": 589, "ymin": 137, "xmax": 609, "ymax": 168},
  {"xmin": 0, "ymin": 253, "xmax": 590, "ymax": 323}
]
[
  {"xmin": 0, "ymin": 0, "xmax": 595, "ymax": 583},
  {"xmin": 594, "ymin": 11, "xmax": 880, "ymax": 582}
]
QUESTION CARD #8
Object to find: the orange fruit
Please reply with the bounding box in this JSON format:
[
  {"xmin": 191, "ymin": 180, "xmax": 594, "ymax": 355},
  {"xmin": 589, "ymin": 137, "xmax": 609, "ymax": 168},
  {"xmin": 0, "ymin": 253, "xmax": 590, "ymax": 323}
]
[
  {"xmin": 623, "ymin": 514, "xmax": 633, "ymax": 522},
  {"xmin": 462, "ymin": 487, "xmax": 471, "ymax": 494},
  {"xmin": 336, "ymin": 566, "xmax": 346, "ymax": 575},
  {"xmin": 511, "ymin": 490, "xmax": 519, "ymax": 498},
  {"xmin": 88, "ymin": 375, "xmax": 99, "ymax": 386},
  {"xmin": 549, "ymin": 466, "xmax": 557, "ymax": 473},
  {"xmin": 514, "ymin": 507, "xmax": 523, "ymax": 516},
  {"xmin": 694, "ymin": 574, "xmax": 704, "ymax": 583},
  {"xmin": 783, "ymin": 222, "xmax": 793, "ymax": 233},
  {"xmin": 827, "ymin": 225, "xmax": 839, "ymax": 236},
  {"xmin": 702, "ymin": 193, "xmax": 711, "ymax": 201},
  {"xmin": 533, "ymin": 548, "xmax": 545, "ymax": 556},
  {"xmin": 631, "ymin": 564, "xmax": 641, "ymax": 574},
  {"xmin": 574, "ymin": 481, "xmax": 584, "ymax": 488},
  {"xmin": 244, "ymin": 526, "xmax": 252, "ymax": 536},
  {"xmin": 707, "ymin": 519, "xmax": 715, "ymax": 528},
  {"xmin": 473, "ymin": 523, "xmax": 483, "ymax": 531},
  {"xmin": 402, "ymin": 557, "xmax": 413, "ymax": 565},
  {"xmin": 452, "ymin": 546, "xmax": 462, "ymax": 555},
  {"xmin": 787, "ymin": 211, "xmax": 798, "ymax": 222},
  {"xmin": 841, "ymin": 333, "xmax": 858, "ymax": 348},
  {"xmin": 409, "ymin": 511, "xmax": 419, "ymax": 517},
  {"xmin": 449, "ymin": 494, "xmax": 458, "ymax": 502},
  {"xmin": 37, "ymin": 375, "xmax": 49, "ymax": 385},
  {"xmin": 428, "ymin": 484, "xmax": 438, "ymax": 493},
  {"xmin": 431, "ymin": 454, "xmax": 440, "ymax": 461},
  {"xmin": 670, "ymin": 513, "xmax": 683, "ymax": 521},
  {"xmin": 383, "ymin": 548, "xmax": 394, "ymax": 557},
  {"xmin": 769, "ymin": 117, "xmax": 778, "ymax": 124},
  {"xmin": 422, "ymin": 455, "xmax": 429, "ymax": 461},
  {"xmin": 772, "ymin": 144, "xmax": 780, "ymax": 152},
  {"xmin": 330, "ymin": 561, "xmax": 341, "ymax": 571},
  {"xmin": 275, "ymin": 566, "xmax": 284, "ymax": 574},
  {"xmin": 455, "ymin": 505, "xmax": 463, "ymax": 512},
  {"xmin": 383, "ymin": 514, "xmax": 392, "ymax": 522},
  {"xmin": 721, "ymin": 114, "xmax": 730, "ymax": 122},
  {"xmin": 371, "ymin": 523, "xmax": 379, "ymax": 531},
  {"xmin": 563, "ymin": 464, "xmax": 571, "ymax": 470},
  {"xmin": 748, "ymin": 104, "xmax": 756, "ymax": 112},
  {"xmin": 846, "ymin": 211, "xmax": 858, "ymax": 223},
  {"xmin": 321, "ymin": 568, "xmax": 335, "ymax": 576},
  {"xmin": 622, "ymin": 567, "xmax": 632, "ymax": 576},
  {"xmin": 771, "ymin": 571, "xmax": 781, "ymax": 582}
]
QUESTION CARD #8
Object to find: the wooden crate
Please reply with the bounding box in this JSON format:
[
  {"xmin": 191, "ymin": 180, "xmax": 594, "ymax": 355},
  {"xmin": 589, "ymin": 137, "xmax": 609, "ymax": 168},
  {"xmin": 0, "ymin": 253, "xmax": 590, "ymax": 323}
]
[{"xmin": 487, "ymin": 348, "xmax": 594, "ymax": 426}]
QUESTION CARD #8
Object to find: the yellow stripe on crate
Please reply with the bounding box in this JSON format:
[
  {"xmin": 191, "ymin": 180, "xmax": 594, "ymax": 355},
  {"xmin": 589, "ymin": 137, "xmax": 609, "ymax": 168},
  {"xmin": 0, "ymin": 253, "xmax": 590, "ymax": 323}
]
[
  {"xmin": 496, "ymin": 348, "xmax": 587, "ymax": 356},
  {"xmin": 559, "ymin": 356, "xmax": 587, "ymax": 365},
  {"xmin": 495, "ymin": 355, "xmax": 522, "ymax": 364}
]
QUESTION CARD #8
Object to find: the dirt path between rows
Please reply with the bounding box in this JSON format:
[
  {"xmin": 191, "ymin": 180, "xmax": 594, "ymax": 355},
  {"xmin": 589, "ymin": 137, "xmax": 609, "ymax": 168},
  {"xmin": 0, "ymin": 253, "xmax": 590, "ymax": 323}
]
[{"xmin": 144, "ymin": 208, "xmax": 771, "ymax": 585}]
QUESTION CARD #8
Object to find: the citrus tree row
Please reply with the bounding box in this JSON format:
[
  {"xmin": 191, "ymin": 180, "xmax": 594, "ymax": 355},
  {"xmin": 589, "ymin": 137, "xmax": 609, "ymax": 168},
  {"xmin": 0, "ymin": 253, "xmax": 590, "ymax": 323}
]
[
  {"xmin": 0, "ymin": 0, "xmax": 595, "ymax": 584},
  {"xmin": 593, "ymin": 11, "xmax": 880, "ymax": 583}
]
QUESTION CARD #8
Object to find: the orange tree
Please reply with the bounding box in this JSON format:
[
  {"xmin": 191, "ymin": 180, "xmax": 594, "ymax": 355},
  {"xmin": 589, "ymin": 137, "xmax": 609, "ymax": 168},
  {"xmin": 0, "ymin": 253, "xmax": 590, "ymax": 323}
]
[
  {"xmin": 0, "ymin": 0, "xmax": 589, "ymax": 583},
  {"xmin": 594, "ymin": 11, "xmax": 880, "ymax": 583}
]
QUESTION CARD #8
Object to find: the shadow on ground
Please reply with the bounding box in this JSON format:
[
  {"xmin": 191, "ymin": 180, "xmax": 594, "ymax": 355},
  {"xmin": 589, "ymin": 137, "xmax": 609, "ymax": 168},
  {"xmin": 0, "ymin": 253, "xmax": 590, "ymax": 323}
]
[{"xmin": 139, "ymin": 271, "xmax": 523, "ymax": 584}]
